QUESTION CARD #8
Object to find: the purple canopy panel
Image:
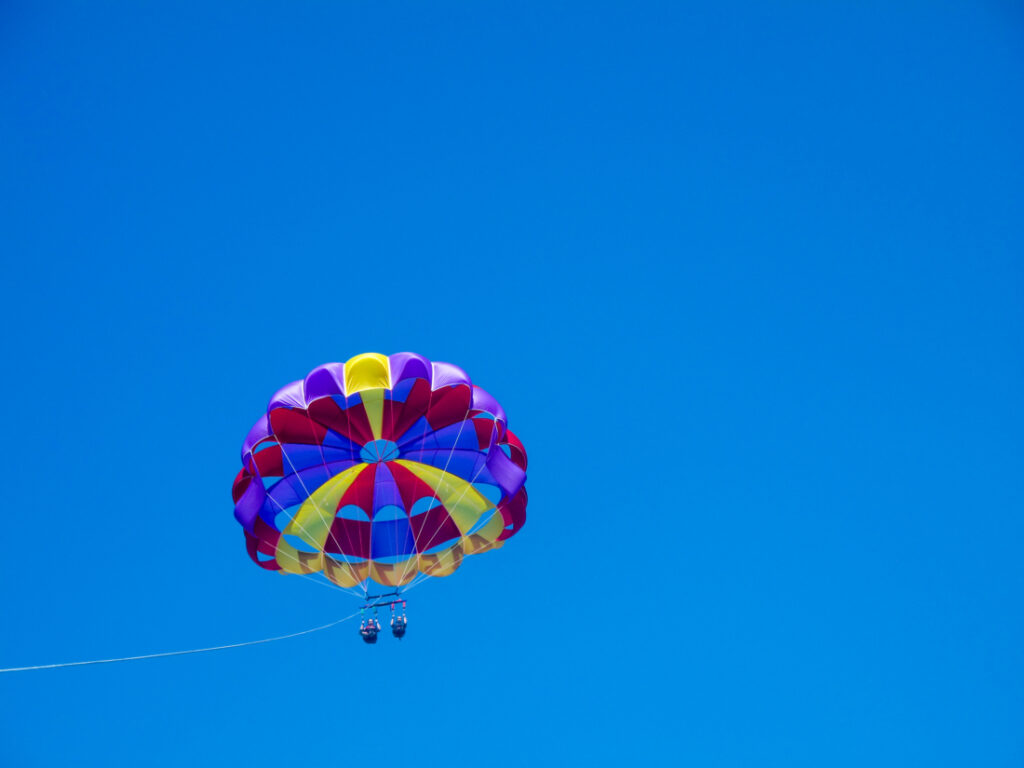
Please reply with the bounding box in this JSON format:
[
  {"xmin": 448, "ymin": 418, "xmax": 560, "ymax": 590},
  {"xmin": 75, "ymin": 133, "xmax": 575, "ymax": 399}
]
[
  {"xmin": 485, "ymin": 444, "xmax": 527, "ymax": 498},
  {"xmin": 371, "ymin": 463, "xmax": 404, "ymax": 516},
  {"xmin": 241, "ymin": 414, "xmax": 272, "ymax": 461},
  {"xmin": 430, "ymin": 361, "xmax": 471, "ymax": 389},
  {"xmin": 389, "ymin": 352, "xmax": 432, "ymax": 385},
  {"xmin": 268, "ymin": 379, "xmax": 306, "ymax": 411},
  {"xmin": 471, "ymin": 385, "xmax": 508, "ymax": 426},
  {"xmin": 303, "ymin": 362, "xmax": 347, "ymax": 402},
  {"xmin": 234, "ymin": 478, "xmax": 266, "ymax": 532}
]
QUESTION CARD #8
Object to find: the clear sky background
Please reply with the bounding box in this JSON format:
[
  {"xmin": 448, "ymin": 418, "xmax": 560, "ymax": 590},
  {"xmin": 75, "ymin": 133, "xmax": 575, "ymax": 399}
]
[{"xmin": 1, "ymin": 2, "xmax": 1021, "ymax": 766}]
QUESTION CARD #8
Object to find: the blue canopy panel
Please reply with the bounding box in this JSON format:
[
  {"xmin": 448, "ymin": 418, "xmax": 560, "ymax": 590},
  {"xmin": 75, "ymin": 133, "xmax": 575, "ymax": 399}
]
[{"xmin": 370, "ymin": 517, "xmax": 417, "ymax": 559}]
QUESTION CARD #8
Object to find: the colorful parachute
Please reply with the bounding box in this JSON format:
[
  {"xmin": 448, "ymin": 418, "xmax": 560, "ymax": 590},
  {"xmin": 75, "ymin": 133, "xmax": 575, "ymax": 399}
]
[{"xmin": 231, "ymin": 353, "xmax": 528, "ymax": 589}]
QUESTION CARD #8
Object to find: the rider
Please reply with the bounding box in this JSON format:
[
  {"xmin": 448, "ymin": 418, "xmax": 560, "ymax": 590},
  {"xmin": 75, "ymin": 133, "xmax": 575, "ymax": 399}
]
[
  {"xmin": 390, "ymin": 601, "xmax": 408, "ymax": 639},
  {"xmin": 359, "ymin": 615, "xmax": 381, "ymax": 644}
]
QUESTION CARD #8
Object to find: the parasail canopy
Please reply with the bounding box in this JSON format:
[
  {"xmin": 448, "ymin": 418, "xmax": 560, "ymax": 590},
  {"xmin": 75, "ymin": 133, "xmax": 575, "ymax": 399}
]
[{"xmin": 232, "ymin": 353, "xmax": 528, "ymax": 590}]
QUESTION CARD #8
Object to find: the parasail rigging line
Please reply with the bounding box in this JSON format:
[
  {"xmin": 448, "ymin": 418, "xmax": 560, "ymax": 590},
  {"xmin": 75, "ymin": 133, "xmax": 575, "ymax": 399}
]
[
  {"xmin": 304, "ymin": 423, "xmax": 370, "ymax": 594},
  {"xmin": 267, "ymin": 435, "xmax": 366, "ymax": 597},
  {"xmin": 260, "ymin": 487, "xmax": 365, "ymax": 599},
  {"xmin": 405, "ymin": 504, "xmax": 503, "ymax": 592},
  {"xmin": 401, "ymin": 418, "xmax": 500, "ymax": 589},
  {"xmin": 394, "ymin": 402, "xmax": 475, "ymax": 587},
  {"xmin": 0, "ymin": 610, "xmax": 362, "ymax": 674}
]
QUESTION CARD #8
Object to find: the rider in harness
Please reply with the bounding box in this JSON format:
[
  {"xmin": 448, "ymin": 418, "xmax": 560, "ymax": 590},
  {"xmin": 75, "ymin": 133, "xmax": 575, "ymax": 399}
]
[
  {"xmin": 390, "ymin": 601, "xmax": 408, "ymax": 639},
  {"xmin": 359, "ymin": 614, "xmax": 381, "ymax": 644}
]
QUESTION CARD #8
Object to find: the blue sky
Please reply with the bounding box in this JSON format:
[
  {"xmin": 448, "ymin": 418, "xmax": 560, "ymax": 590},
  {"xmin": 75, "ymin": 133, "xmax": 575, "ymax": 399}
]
[{"xmin": 1, "ymin": 2, "xmax": 1021, "ymax": 766}]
